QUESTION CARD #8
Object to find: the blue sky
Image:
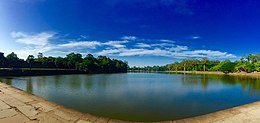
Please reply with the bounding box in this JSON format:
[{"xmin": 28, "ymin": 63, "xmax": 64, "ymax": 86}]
[{"xmin": 0, "ymin": 0, "xmax": 259, "ymax": 66}]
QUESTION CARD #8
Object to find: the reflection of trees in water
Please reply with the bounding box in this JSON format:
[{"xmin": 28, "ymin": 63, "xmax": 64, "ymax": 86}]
[
  {"xmin": 182, "ymin": 74, "xmax": 209, "ymax": 89},
  {"xmin": 0, "ymin": 78, "xmax": 13, "ymax": 85},
  {"xmin": 219, "ymin": 75, "xmax": 260, "ymax": 93},
  {"xmin": 26, "ymin": 78, "xmax": 33, "ymax": 93},
  {"xmin": 182, "ymin": 74, "xmax": 260, "ymax": 92},
  {"xmin": 68, "ymin": 75, "xmax": 81, "ymax": 90},
  {"xmin": 201, "ymin": 74, "xmax": 209, "ymax": 89}
]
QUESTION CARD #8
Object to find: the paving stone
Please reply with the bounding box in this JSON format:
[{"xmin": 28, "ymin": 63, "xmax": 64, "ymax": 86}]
[
  {"xmin": 195, "ymin": 114, "xmax": 218, "ymax": 123},
  {"xmin": 94, "ymin": 117, "xmax": 110, "ymax": 123},
  {"xmin": 0, "ymin": 114, "xmax": 30, "ymax": 123},
  {"xmin": 1, "ymin": 88, "xmax": 16, "ymax": 95},
  {"xmin": 0, "ymin": 100, "xmax": 10, "ymax": 110},
  {"xmin": 52, "ymin": 107, "xmax": 82, "ymax": 121},
  {"xmin": 25, "ymin": 120, "xmax": 39, "ymax": 123},
  {"xmin": 80, "ymin": 113, "xmax": 99, "ymax": 122},
  {"xmin": 172, "ymin": 120, "xmax": 185, "ymax": 123},
  {"xmin": 11, "ymin": 94, "xmax": 34, "ymax": 103},
  {"xmin": 183, "ymin": 118, "xmax": 200, "ymax": 123},
  {"xmin": 17, "ymin": 105, "xmax": 39, "ymax": 118},
  {"xmin": 107, "ymin": 119, "xmax": 130, "ymax": 123},
  {"xmin": 3, "ymin": 98, "xmax": 26, "ymax": 107},
  {"xmin": 31, "ymin": 102, "xmax": 57, "ymax": 112},
  {"xmin": 37, "ymin": 114, "xmax": 70, "ymax": 123},
  {"xmin": 0, "ymin": 94, "xmax": 13, "ymax": 101},
  {"xmin": 77, "ymin": 120, "xmax": 93, "ymax": 123},
  {"xmin": 213, "ymin": 114, "xmax": 248, "ymax": 123},
  {"xmin": 0, "ymin": 109, "xmax": 18, "ymax": 119},
  {"xmin": 247, "ymin": 108, "xmax": 260, "ymax": 118}
]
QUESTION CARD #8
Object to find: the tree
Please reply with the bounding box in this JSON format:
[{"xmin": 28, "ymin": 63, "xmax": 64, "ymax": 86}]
[
  {"xmin": 220, "ymin": 60, "xmax": 236, "ymax": 74},
  {"xmin": 6, "ymin": 52, "xmax": 20, "ymax": 68},
  {"xmin": 6, "ymin": 52, "xmax": 19, "ymax": 62},
  {"xmin": 79, "ymin": 54, "xmax": 97, "ymax": 72},
  {"xmin": 254, "ymin": 62, "xmax": 260, "ymax": 72},
  {"xmin": 26, "ymin": 55, "xmax": 35, "ymax": 70},
  {"xmin": 54, "ymin": 57, "xmax": 66, "ymax": 69},
  {"xmin": 65, "ymin": 52, "xmax": 83, "ymax": 69},
  {"xmin": 201, "ymin": 57, "xmax": 209, "ymax": 71}
]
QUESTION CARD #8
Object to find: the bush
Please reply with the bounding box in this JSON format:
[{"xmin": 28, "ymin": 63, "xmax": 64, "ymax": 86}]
[{"xmin": 220, "ymin": 60, "xmax": 236, "ymax": 73}]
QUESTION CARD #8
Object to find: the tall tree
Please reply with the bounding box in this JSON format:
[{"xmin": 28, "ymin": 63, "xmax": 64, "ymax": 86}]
[
  {"xmin": 65, "ymin": 52, "xmax": 83, "ymax": 69},
  {"xmin": 6, "ymin": 52, "xmax": 19, "ymax": 62},
  {"xmin": 26, "ymin": 55, "xmax": 35, "ymax": 70}
]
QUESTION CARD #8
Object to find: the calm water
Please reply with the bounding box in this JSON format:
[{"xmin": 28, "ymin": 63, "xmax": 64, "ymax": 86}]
[{"xmin": 1, "ymin": 73, "xmax": 260, "ymax": 121}]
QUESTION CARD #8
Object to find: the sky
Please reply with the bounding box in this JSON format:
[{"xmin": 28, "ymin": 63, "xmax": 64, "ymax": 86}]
[{"xmin": 0, "ymin": 0, "xmax": 260, "ymax": 66}]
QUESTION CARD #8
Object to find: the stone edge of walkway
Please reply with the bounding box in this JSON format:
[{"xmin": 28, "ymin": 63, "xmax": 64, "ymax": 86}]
[{"xmin": 1, "ymin": 82, "xmax": 260, "ymax": 123}]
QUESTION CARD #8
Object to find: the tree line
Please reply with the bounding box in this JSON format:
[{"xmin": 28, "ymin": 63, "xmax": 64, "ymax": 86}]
[
  {"xmin": 129, "ymin": 54, "xmax": 260, "ymax": 73},
  {"xmin": 0, "ymin": 52, "xmax": 128, "ymax": 73}
]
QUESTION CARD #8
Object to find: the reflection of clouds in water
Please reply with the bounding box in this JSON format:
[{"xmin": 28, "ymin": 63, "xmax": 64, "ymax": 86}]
[{"xmin": 2, "ymin": 73, "xmax": 260, "ymax": 121}]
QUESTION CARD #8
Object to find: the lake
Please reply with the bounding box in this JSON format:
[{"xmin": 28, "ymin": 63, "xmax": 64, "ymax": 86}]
[{"xmin": 1, "ymin": 73, "xmax": 260, "ymax": 122}]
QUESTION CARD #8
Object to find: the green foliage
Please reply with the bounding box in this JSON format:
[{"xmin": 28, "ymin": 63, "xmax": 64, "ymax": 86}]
[
  {"xmin": 254, "ymin": 62, "xmax": 260, "ymax": 72},
  {"xmin": 65, "ymin": 52, "xmax": 83, "ymax": 69},
  {"xmin": 130, "ymin": 54, "xmax": 260, "ymax": 74},
  {"xmin": 26, "ymin": 55, "xmax": 35, "ymax": 63},
  {"xmin": 1, "ymin": 52, "xmax": 128, "ymax": 73},
  {"xmin": 6, "ymin": 52, "xmax": 20, "ymax": 62},
  {"xmin": 219, "ymin": 60, "xmax": 236, "ymax": 73}
]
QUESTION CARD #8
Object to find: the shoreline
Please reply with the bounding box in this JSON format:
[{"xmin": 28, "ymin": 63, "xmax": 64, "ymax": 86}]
[
  {"xmin": 1, "ymin": 82, "xmax": 260, "ymax": 122},
  {"xmin": 0, "ymin": 69, "xmax": 127, "ymax": 77},
  {"xmin": 166, "ymin": 71, "xmax": 260, "ymax": 78}
]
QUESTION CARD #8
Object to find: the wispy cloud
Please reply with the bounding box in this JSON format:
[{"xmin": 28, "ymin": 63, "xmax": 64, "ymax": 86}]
[
  {"xmin": 121, "ymin": 36, "xmax": 137, "ymax": 41},
  {"xmin": 160, "ymin": 39, "xmax": 175, "ymax": 43},
  {"xmin": 103, "ymin": 40, "xmax": 128, "ymax": 48},
  {"xmin": 10, "ymin": 31, "xmax": 56, "ymax": 58},
  {"xmin": 151, "ymin": 43, "xmax": 174, "ymax": 47},
  {"xmin": 11, "ymin": 31, "xmax": 55, "ymax": 46},
  {"xmin": 191, "ymin": 36, "xmax": 200, "ymax": 39},
  {"xmin": 97, "ymin": 48, "xmax": 236, "ymax": 59},
  {"xmin": 58, "ymin": 41, "xmax": 102, "ymax": 49},
  {"xmin": 135, "ymin": 43, "xmax": 151, "ymax": 48},
  {"xmin": 9, "ymin": 31, "xmax": 236, "ymax": 60}
]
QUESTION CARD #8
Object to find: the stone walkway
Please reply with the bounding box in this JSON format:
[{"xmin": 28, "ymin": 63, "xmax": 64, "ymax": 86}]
[{"xmin": 1, "ymin": 82, "xmax": 260, "ymax": 123}]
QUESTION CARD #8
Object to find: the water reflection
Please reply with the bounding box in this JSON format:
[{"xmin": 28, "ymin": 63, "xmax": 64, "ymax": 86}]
[
  {"xmin": 26, "ymin": 78, "xmax": 33, "ymax": 93},
  {"xmin": 180, "ymin": 74, "xmax": 260, "ymax": 93},
  {"xmin": 1, "ymin": 73, "xmax": 260, "ymax": 121}
]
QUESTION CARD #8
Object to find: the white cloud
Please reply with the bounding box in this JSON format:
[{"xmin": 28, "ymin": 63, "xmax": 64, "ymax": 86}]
[
  {"xmin": 96, "ymin": 47, "xmax": 236, "ymax": 59},
  {"xmin": 9, "ymin": 32, "xmax": 236, "ymax": 60},
  {"xmin": 167, "ymin": 45, "xmax": 188, "ymax": 51},
  {"xmin": 192, "ymin": 36, "xmax": 200, "ymax": 39},
  {"xmin": 103, "ymin": 40, "xmax": 128, "ymax": 48},
  {"xmin": 151, "ymin": 43, "xmax": 174, "ymax": 47},
  {"xmin": 58, "ymin": 41, "xmax": 102, "ymax": 49},
  {"xmin": 10, "ymin": 31, "xmax": 57, "ymax": 58},
  {"xmin": 160, "ymin": 39, "xmax": 175, "ymax": 43},
  {"xmin": 80, "ymin": 35, "xmax": 89, "ymax": 39},
  {"xmin": 118, "ymin": 48, "xmax": 171, "ymax": 57},
  {"xmin": 97, "ymin": 49, "xmax": 120, "ymax": 56},
  {"xmin": 11, "ymin": 31, "xmax": 55, "ymax": 46},
  {"xmin": 135, "ymin": 43, "xmax": 151, "ymax": 48},
  {"xmin": 121, "ymin": 36, "xmax": 137, "ymax": 41}
]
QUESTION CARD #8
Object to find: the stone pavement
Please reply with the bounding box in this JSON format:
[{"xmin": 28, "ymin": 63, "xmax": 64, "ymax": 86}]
[{"xmin": 1, "ymin": 82, "xmax": 260, "ymax": 123}]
